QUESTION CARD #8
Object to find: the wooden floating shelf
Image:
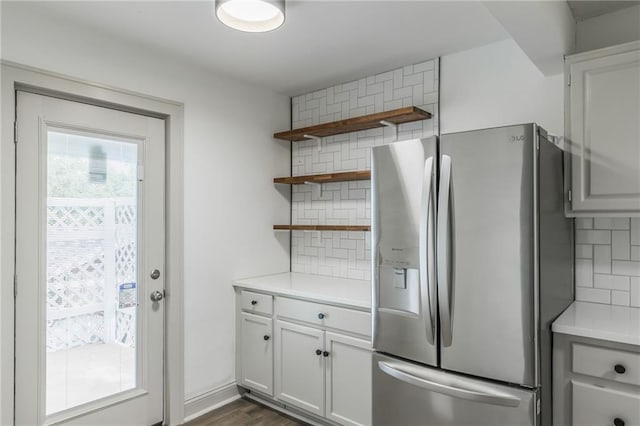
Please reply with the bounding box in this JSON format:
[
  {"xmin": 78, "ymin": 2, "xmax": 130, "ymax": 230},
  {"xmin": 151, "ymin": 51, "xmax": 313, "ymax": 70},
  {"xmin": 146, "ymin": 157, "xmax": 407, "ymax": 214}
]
[
  {"xmin": 274, "ymin": 170, "xmax": 371, "ymax": 185},
  {"xmin": 274, "ymin": 225, "xmax": 371, "ymax": 232},
  {"xmin": 274, "ymin": 106, "xmax": 432, "ymax": 142}
]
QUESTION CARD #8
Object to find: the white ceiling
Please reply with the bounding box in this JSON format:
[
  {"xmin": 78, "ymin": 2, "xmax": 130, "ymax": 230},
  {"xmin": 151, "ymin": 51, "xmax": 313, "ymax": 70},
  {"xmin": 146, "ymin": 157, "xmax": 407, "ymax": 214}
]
[
  {"xmin": 567, "ymin": 0, "xmax": 639, "ymax": 20},
  {"xmin": 2, "ymin": 1, "xmax": 510, "ymax": 96}
]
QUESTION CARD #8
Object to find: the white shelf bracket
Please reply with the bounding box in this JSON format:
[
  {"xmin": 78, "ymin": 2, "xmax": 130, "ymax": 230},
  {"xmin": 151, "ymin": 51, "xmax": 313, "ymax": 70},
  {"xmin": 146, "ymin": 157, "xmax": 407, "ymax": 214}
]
[
  {"xmin": 380, "ymin": 120, "xmax": 398, "ymax": 141},
  {"xmin": 305, "ymin": 181, "xmax": 323, "ymax": 198},
  {"xmin": 304, "ymin": 134, "xmax": 322, "ymax": 151}
]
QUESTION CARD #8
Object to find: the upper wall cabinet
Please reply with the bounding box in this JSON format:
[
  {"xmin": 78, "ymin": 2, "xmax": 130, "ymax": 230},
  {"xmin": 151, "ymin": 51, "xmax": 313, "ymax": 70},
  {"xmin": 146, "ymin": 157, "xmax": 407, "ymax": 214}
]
[{"xmin": 565, "ymin": 41, "xmax": 640, "ymax": 216}]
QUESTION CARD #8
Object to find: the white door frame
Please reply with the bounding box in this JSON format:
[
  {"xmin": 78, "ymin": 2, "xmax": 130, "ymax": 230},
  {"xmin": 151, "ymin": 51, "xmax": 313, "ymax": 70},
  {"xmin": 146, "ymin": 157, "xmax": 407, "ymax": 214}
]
[{"xmin": 1, "ymin": 61, "xmax": 185, "ymax": 425}]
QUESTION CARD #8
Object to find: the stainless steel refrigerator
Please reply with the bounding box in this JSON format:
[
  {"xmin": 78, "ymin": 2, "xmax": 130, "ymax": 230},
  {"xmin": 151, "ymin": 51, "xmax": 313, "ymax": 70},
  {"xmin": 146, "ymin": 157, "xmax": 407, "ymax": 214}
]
[{"xmin": 371, "ymin": 124, "xmax": 573, "ymax": 426}]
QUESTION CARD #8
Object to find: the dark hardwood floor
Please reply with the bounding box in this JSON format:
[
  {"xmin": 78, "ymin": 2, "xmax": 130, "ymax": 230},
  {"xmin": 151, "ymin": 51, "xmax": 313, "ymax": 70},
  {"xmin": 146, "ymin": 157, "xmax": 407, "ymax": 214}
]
[{"xmin": 185, "ymin": 397, "xmax": 308, "ymax": 426}]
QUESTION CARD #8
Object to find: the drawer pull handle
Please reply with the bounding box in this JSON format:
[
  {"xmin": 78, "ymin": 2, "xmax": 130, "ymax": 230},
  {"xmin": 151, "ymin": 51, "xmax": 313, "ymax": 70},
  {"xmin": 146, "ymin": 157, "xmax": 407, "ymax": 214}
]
[
  {"xmin": 323, "ymin": 351, "xmax": 330, "ymax": 357},
  {"xmin": 614, "ymin": 364, "xmax": 626, "ymax": 374},
  {"xmin": 614, "ymin": 418, "xmax": 625, "ymax": 426},
  {"xmin": 263, "ymin": 335, "xmax": 270, "ymax": 341},
  {"xmin": 315, "ymin": 349, "xmax": 322, "ymax": 356},
  {"xmin": 251, "ymin": 300, "xmax": 258, "ymax": 305},
  {"xmin": 318, "ymin": 313, "xmax": 325, "ymax": 319}
]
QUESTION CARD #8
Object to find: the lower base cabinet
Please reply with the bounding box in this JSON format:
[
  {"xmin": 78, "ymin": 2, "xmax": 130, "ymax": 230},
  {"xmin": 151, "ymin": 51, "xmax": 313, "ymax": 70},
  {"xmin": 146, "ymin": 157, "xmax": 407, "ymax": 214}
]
[
  {"xmin": 240, "ymin": 312, "xmax": 273, "ymax": 396},
  {"xmin": 325, "ymin": 332, "xmax": 372, "ymax": 426},
  {"xmin": 236, "ymin": 288, "xmax": 373, "ymax": 426},
  {"xmin": 275, "ymin": 320, "xmax": 325, "ymax": 416},
  {"xmin": 275, "ymin": 320, "xmax": 372, "ymax": 426},
  {"xmin": 554, "ymin": 333, "xmax": 640, "ymax": 426},
  {"xmin": 572, "ymin": 381, "xmax": 640, "ymax": 426}
]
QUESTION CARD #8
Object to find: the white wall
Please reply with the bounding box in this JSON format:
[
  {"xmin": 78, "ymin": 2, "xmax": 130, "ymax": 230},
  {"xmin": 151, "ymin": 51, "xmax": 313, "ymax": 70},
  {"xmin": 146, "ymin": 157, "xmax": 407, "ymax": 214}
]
[
  {"xmin": 576, "ymin": 5, "xmax": 640, "ymax": 53},
  {"xmin": 0, "ymin": 3, "xmax": 290, "ymax": 409},
  {"xmin": 440, "ymin": 39, "xmax": 563, "ymax": 136}
]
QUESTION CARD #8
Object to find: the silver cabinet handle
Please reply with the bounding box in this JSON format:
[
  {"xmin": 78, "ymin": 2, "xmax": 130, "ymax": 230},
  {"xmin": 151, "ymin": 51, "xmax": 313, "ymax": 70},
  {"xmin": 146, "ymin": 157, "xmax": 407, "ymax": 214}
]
[
  {"xmin": 378, "ymin": 361, "xmax": 521, "ymax": 408},
  {"xmin": 419, "ymin": 156, "xmax": 436, "ymax": 344},
  {"xmin": 437, "ymin": 155, "xmax": 453, "ymax": 347},
  {"xmin": 150, "ymin": 290, "xmax": 164, "ymax": 302}
]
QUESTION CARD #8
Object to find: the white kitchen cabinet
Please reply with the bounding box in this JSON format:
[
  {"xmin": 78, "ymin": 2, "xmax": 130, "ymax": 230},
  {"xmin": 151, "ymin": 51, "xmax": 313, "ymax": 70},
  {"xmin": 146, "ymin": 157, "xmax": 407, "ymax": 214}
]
[
  {"xmin": 565, "ymin": 41, "xmax": 640, "ymax": 216},
  {"xmin": 240, "ymin": 312, "xmax": 273, "ymax": 396},
  {"xmin": 274, "ymin": 321, "xmax": 372, "ymax": 425},
  {"xmin": 274, "ymin": 320, "xmax": 325, "ymax": 416},
  {"xmin": 235, "ymin": 279, "xmax": 373, "ymax": 426},
  {"xmin": 572, "ymin": 381, "xmax": 640, "ymax": 426},
  {"xmin": 325, "ymin": 332, "xmax": 372, "ymax": 426},
  {"xmin": 553, "ymin": 333, "xmax": 640, "ymax": 426}
]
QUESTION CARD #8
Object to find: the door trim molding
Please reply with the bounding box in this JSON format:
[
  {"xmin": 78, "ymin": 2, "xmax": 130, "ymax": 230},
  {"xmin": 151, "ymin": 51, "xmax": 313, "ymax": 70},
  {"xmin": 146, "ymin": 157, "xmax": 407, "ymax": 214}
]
[{"xmin": 1, "ymin": 60, "xmax": 185, "ymax": 425}]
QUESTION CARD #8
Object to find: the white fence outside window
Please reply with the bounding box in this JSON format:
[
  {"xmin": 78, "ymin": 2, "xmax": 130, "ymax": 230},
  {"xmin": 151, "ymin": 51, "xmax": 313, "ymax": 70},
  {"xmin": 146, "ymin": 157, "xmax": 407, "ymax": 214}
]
[{"xmin": 46, "ymin": 197, "xmax": 137, "ymax": 352}]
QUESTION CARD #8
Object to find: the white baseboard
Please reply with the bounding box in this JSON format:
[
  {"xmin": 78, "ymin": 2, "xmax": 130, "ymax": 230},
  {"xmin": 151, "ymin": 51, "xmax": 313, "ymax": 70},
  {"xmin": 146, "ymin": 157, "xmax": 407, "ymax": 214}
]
[{"xmin": 183, "ymin": 382, "xmax": 240, "ymax": 423}]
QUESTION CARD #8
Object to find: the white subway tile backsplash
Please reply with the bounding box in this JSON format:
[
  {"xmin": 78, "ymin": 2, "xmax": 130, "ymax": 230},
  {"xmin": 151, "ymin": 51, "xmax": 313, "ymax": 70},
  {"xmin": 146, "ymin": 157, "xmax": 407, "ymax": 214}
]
[
  {"xmin": 612, "ymin": 260, "xmax": 640, "ymax": 277},
  {"xmin": 575, "ymin": 287, "xmax": 611, "ymax": 304},
  {"xmin": 575, "ymin": 259, "xmax": 593, "ymax": 287},
  {"xmin": 593, "ymin": 218, "xmax": 613, "ymax": 229},
  {"xmin": 575, "ymin": 244, "xmax": 593, "ymax": 259},
  {"xmin": 611, "ymin": 290, "xmax": 630, "ymax": 306},
  {"xmin": 575, "ymin": 217, "xmax": 636, "ymax": 306},
  {"xmin": 631, "ymin": 277, "xmax": 640, "ymax": 307},
  {"xmin": 632, "ymin": 218, "xmax": 640, "ymax": 245},
  {"xmin": 575, "ymin": 230, "xmax": 611, "ymax": 244},
  {"xmin": 593, "ymin": 274, "xmax": 629, "ymax": 291},
  {"xmin": 575, "ymin": 218, "xmax": 593, "ymax": 229},
  {"xmin": 593, "ymin": 218, "xmax": 630, "ymax": 230},
  {"xmin": 612, "ymin": 230, "xmax": 630, "ymax": 260},
  {"xmin": 593, "ymin": 245, "xmax": 611, "ymax": 274},
  {"xmin": 612, "ymin": 218, "xmax": 631, "ymax": 230},
  {"xmin": 291, "ymin": 59, "xmax": 438, "ymax": 279}
]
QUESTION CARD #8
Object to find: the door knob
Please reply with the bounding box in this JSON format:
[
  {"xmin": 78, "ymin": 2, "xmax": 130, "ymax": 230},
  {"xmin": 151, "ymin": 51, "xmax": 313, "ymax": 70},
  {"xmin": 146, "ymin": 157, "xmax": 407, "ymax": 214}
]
[
  {"xmin": 315, "ymin": 349, "xmax": 322, "ymax": 356},
  {"xmin": 323, "ymin": 351, "xmax": 330, "ymax": 357},
  {"xmin": 318, "ymin": 313, "xmax": 325, "ymax": 319},
  {"xmin": 150, "ymin": 269, "xmax": 161, "ymax": 280},
  {"xmin": 263, "ymin": 335, "xmax": 270, "ymax": 341},
  {"xmin": 614, "ymin": 364, "xmax": 626, "ymax": 374},
  {"xmin": 150, "ymin": 290, "xmax": 164, "ymax": 302}
]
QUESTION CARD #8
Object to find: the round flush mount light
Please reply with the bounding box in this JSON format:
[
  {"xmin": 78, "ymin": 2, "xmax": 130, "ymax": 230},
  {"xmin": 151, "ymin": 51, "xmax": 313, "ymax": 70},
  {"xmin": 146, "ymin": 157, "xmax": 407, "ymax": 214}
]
[{"xmin": 215, "ymin": 0, "xmax": 285, "ymax": 33}]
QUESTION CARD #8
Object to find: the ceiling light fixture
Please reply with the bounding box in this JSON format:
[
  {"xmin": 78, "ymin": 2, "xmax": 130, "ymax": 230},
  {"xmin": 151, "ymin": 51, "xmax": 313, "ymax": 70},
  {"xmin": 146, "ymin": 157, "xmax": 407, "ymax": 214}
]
[{"xmin": 215, "ymin": 0, "xmax": 285, "ymax": 33}]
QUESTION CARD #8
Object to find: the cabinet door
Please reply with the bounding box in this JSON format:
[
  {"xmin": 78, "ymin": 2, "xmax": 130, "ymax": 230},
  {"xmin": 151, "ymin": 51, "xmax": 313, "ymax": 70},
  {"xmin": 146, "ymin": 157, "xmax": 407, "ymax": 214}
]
[
  {"xmin": 325, "ymin": 332, "xmax": 372, "ymax": 426},
  {"xmin": 275, "ymin": 320, "xmax": 325, "ymax": 416},
  {"xmin": 572, "ymin": 381, "xmax": 640, "ymax": 426},
  {"xmin": 568, "ymin": 47, "xmax": 640, "ymax": 214},
  {"xmin": 241, "ymin": 312, "xmax": 273, "ymax": 395}
]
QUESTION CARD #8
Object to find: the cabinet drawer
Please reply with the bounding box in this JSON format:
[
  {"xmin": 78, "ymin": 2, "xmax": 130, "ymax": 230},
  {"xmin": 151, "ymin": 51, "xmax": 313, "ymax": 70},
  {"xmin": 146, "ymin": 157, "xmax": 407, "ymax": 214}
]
[
  {"xmin": 572, "ymin": 381, "xmax": 640, "ymax": 426},
  {"xmin": 573, "ymin": 343, "xmax": 640, "ymax": 387},
  {"xmin": 241, "ymin": 291, "xmax": 273, "ymax": 316},
  {"xmin": 276, "ymin": 297, "xmax": 371, "ymax": 338}
]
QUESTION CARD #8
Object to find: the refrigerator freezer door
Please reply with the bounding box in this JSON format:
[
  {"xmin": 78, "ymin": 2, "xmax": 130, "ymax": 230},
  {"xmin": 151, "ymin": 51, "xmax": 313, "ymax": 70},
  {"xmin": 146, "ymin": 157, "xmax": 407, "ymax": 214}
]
[
  {"xmin": 372, "ymin": 138, "xmax": 438, "ymax": 367},
  {"xmin": 439, "ymin": 124, "xmax": 537, "ymax": 387},
  {"xmin": 373, "ymin": 353, "xmax": 538, "ymax": 426}
]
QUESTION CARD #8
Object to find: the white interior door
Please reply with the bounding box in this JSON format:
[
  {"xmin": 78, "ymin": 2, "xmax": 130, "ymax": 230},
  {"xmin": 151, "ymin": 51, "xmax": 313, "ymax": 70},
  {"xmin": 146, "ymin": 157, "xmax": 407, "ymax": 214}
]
[{"xmin": 15, "ymin": 91, "xmax": 165, "ymax": 426}]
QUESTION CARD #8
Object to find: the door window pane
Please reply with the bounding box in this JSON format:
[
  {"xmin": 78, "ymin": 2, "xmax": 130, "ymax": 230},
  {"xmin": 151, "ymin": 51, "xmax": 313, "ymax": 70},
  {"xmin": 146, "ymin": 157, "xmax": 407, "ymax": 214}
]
[{"xmin": 46, "ymin": 130, "xmax": 139, "ymax": 414}]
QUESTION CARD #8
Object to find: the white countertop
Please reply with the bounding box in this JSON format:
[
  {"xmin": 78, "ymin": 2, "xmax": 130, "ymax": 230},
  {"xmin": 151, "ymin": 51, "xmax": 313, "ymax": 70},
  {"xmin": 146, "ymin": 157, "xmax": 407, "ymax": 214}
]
[
  {"xmin": 233, "ymin": 272, "xmax": 371, "ymax": 310},
  {"xmin": 552, "ymin": 301, "xmax": 640, "ymax": 346}
]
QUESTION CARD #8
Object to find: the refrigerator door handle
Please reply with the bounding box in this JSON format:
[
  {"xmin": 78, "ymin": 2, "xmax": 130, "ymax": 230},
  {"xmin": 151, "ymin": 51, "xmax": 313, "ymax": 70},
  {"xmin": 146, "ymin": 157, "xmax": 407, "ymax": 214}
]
[
  {"xmin": 420, "ymin": 156, "xmax": 436, "ymax": 344},
  {"xmin": 437, "ymin": 155, "xmax": 453, "ymax": 347},
  {"xmin": 378, "ymin": 361, "xmax": 521, "ymax": 408}
]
